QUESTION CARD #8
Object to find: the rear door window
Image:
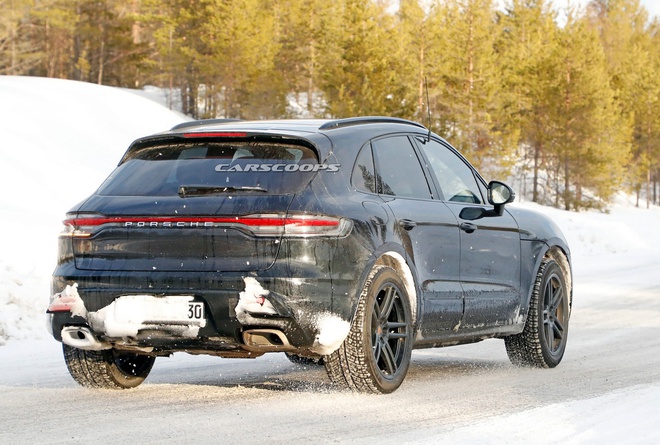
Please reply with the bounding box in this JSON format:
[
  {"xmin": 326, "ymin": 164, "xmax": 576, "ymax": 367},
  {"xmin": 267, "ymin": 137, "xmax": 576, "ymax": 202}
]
[
  {"xmin": 372, "ymin": 136, "xmax": 433, "ymax": 199},
  {"xmin": 97, "ymin": 141, "xmax": 319, "ymax": 196}
]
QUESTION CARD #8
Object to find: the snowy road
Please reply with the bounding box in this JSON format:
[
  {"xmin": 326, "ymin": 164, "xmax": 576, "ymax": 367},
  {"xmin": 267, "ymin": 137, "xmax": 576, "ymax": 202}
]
[{"xmin": 2, "ymin": 244, "xmax": 660, "ymax": 444}]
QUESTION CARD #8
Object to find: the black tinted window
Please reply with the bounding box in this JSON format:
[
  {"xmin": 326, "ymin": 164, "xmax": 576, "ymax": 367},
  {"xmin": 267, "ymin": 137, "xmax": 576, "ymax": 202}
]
[
  {"xmin": 352, "ymin": 145, "xmax": 376, "ymax": 193},
  {"xmin": 373, "ymin": 136, "xmax": 432, "ymax": 199},
  {"xmin": 97, "ymin": 141, "xmax": 318, "ymax": 196},
  {"xmin": 417, "ymin": 138, "xmax": 483, "ymax": 204}
]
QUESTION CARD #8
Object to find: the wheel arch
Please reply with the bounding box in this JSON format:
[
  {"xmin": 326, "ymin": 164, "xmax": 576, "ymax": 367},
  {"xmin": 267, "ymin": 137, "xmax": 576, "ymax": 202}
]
[
  {"xmin": 520, "ymin": 242, "xmax": 573, "ymax": 325},
  {"xmin": 544, "ymin": 245, "xmax": 573, "ymax": 311},
  {"xmin": 368, "ymin": 249, "xmax": 420, "ymax": 329},
  {"xmin": 325, "ymin": 249, "xmax": 418, "ymax": 393}
]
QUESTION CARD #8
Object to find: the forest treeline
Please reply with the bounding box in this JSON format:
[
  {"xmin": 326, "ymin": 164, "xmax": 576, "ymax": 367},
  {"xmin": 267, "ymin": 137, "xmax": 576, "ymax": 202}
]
[{"xmin": 1, "ymin": 0, "xmax": 659, "ymax": 210}]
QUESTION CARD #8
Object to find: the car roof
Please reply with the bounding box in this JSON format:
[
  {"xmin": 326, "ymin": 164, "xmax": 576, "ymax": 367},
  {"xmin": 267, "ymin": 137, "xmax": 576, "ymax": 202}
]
[
  {"xmin": 169, "ymin": 117, "xmax": 427, "ymax": 134},
  {"xmin": 122, "ymin": 117, "xmax": 431, "ymax": 165}
]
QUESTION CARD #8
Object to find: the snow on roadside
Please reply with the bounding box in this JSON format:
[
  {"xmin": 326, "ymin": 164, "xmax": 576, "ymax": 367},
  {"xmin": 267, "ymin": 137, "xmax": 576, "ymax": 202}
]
[
  {"xmin": 511, "ymin": 194, "xmax": 656, "ymax": 259},
  {"xmin": 511, "ymin": 196, "xmax": 660, "ymax": 301},
  {"xmin": 0, "ymin": 76, "xmax": 187, "ymax": 343},
  {"xmin": 412, "ymin": 383, "xmax": 660, "ymax": 444}
]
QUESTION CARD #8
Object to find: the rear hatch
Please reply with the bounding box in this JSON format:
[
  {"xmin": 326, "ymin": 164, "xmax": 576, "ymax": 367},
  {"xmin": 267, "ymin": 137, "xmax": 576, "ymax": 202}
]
[{"xmin": 68, "ymin": 135, "xmax": 322, "ymax": 272}]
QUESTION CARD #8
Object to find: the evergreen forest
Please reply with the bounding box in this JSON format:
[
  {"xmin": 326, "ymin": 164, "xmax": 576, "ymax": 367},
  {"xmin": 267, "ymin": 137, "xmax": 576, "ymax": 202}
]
[{"xmin": 2, "ymin": 0, "xmax": 659, "ymax": 210}]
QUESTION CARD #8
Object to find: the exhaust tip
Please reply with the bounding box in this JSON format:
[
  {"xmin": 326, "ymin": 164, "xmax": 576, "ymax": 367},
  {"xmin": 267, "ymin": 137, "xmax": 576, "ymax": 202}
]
[
  {"xmin": 61, "ymin": 326, "xmax": 111, "ymax": 351},
  {"xmin": 242, "ymin": 329, "xmax": 295, "ymax": 352}
]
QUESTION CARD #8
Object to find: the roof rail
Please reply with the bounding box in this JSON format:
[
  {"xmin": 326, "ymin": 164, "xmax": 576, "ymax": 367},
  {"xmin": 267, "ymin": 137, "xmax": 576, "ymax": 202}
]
[
  {"xmin": 319, "ymin": 116, "xmax": 426, "ymax": 131},
  {"xmin": 170, "ymin": 118, "xmax": 243, "ymax": 131}
]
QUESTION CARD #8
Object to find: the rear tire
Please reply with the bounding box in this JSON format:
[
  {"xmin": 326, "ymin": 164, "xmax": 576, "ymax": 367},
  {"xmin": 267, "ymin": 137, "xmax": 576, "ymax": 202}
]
[
  {"xmin": 63, "ymin": 344, "xmax": 155, "ymax": 389},
  {"xmin": 505, "ymin": 258, "xmax": 570, "ymax": 367},
  {"xmin": 285, "ymin": 352, "xmax": 324, "ymax": 366},
  {"xmin": 325, "ymin": 266, "xmax": 413, "ymax": 394}
]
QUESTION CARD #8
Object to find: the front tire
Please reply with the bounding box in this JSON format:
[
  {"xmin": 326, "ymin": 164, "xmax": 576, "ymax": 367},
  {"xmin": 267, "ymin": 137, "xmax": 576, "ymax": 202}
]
[
  {"xmin": 325, "ymin": 266, "xmax": 413, "ymax": 394},
  {"xmin": 63, "ymin": 344, "xmax": 155, "ymax": 389},
  {"xmin": 505, "ymin": 257, "xmax": 570, "ymax": 367}
]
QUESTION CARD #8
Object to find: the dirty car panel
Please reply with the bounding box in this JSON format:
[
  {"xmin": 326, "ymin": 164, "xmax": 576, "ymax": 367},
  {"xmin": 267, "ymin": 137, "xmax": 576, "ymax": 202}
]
[{"xmin": 48, "ymin": 117, "xmax": 572, "ymax": 393}]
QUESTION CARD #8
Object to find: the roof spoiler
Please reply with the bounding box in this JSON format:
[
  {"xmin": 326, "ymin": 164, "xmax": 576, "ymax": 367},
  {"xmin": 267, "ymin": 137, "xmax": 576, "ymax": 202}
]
[{"xmin": 170, "ymin": 118, "xmax": 243, "ymax": 131}]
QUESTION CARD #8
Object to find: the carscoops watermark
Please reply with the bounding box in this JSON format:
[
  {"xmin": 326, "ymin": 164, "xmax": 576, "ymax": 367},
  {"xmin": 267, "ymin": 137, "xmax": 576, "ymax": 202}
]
[{"xmin": 215, "ymin": 163, "xmax": 340, "ymax": 172}]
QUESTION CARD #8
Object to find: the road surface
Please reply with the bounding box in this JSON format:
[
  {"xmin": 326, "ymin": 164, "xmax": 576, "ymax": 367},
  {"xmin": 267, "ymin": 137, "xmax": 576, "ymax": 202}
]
[{"xmin": 1, "ymin": 250, "xmax": 659, "ymax": 444}]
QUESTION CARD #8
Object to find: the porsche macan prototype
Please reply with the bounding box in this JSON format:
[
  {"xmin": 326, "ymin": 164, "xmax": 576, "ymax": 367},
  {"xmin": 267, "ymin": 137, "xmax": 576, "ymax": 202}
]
[{"xmin": 48, "ymin": 117, "xmax": 572, "ymax": 393}]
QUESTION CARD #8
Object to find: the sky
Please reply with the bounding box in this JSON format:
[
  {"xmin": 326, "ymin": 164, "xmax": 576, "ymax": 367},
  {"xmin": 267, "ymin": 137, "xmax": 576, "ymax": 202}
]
[
  {"xmin": 555, "ymin": 0, "xmax": 660, "ymax": 19},
  {"xmin": 636, "ymin": 0, "xmax": 658, "ymax": 17}
]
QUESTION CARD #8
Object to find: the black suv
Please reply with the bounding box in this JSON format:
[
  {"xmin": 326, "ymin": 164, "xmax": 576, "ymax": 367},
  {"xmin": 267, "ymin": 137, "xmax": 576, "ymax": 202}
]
[{"xmin": 48, "ymin": 117, "xmax": 572, "ymax": 393}]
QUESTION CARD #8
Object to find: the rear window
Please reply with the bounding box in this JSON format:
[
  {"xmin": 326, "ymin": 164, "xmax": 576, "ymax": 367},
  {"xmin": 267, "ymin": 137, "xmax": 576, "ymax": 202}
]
[{"xmin": 97, "ymin": 141, "xmax": 319, "ymax": 196}]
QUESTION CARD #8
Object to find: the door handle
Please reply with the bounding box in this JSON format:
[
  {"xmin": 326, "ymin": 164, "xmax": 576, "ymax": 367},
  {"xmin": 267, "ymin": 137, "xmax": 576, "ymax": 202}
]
[
  {"xmin": 399, "ymin": 219, "xmax": 417, "ymax": 231},
  {"xmin": 460, "ymin": 222, "xmax": 477, "ymax": 233}
]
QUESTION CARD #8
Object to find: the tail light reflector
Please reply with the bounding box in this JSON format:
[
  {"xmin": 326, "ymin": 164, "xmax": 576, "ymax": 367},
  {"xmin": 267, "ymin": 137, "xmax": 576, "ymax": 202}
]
[{"xmin": 60, "ymin": 214, "xmax": 352, "ymax": 238}]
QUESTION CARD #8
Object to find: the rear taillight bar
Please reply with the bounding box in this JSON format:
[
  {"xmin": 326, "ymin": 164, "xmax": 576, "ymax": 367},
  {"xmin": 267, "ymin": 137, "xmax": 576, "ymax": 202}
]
[{"xmin": 61, "ymin": 214, "xmax": 352, "ymax": 238}]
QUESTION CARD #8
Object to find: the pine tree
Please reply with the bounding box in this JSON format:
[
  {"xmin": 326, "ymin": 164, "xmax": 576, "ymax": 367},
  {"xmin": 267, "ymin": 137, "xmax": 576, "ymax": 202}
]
[
  {"xmin": 18, "ymin": 0, "xmax": 146, "ymax": 86},
  {"xmin": 273, "ymin": 0, "xmax": 336, "ymax": 117},
  {"xmin": 546, "ymin": 10, "xmax": 630, "ymax": 210},
  {"xmin": 588, "ymin": 0, "xmax": 659, "ymax": 207},
  {"xmin": 635, "ymin": 20, "xmax": 660, "ymax": 207},
  {"xmin": 201, "ymin": 0, "xmax": 281, "ymax": 119},
  {"xmin": 432, "ymin": 0, "xmax": 507, "ymax": 178},
  {"xmin": 142, "ymin": 0, "xmax": 216, "ymax": 117},
  {"xmin": 1, "ymin": 0, "xmax": 43, "ymax": 75},
  {"xmin": 34, "ymin": 1, "xmax": 77, "ymax": 79},
  {"xmin": 392, "ymin": 0, "xmax": 447, "ymax": 122},
  {"xmin": 497, "ymin": 0, "xmax": 559, "ymax": 203},
  {"xmin": 320, "ymin": 0, "xmax": 403, "ymax": 117}
]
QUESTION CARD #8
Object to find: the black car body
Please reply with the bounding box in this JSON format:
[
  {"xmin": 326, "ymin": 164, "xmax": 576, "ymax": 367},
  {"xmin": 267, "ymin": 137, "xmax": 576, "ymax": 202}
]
[{"xmin": 48, "ymin": 117, "xmax": 572, "ymax": 393}]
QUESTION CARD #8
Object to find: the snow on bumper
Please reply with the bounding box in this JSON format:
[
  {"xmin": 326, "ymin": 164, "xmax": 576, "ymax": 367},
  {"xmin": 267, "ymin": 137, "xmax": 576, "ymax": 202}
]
[
  {"xmin": 49, "ymin": 284, "xmax": 206, "ymax": 344},
  {"xmin": 87, "ymin": 294, "xmax": 207, "ymax": 338},
  {"xmin": 235, "ymin": 277, "xmax": 350, "ymax": 355},
  {"xmin": 50, "ymin": 278, "xmax": 351, "ymax": 355},
  {"xmin": 311, "ymin": 313, "xmax": 350, "ymax": 355}
]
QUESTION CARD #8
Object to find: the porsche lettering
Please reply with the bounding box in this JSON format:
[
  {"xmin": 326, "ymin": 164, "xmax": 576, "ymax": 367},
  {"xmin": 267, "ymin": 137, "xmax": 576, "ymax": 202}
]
[{"xmin": 124, "ymin": 221, "xmax": 215, "ymax": 228}]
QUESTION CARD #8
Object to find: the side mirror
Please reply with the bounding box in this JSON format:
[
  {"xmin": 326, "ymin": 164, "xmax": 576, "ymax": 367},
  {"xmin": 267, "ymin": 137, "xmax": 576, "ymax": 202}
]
[
  {"xmin": 459, "ymin": 181, "xmax": 515, "ymax": 221},
  {"xmin": 488, "ymin": 181, "xmax": 515, "ymax": 206},
  {"xmin": 487, "ymin": 181, "xmax": 515, "ymax": 216}
]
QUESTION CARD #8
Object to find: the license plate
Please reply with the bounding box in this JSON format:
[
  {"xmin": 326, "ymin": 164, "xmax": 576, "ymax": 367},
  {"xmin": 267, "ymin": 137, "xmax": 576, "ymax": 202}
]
[
  {"xmin": 187, "ymin": 302, "xmax": 205, "ymax": 321},
  {"xmin": 112, "ymin": 295, "xmax": 206, "ymax": 327}
]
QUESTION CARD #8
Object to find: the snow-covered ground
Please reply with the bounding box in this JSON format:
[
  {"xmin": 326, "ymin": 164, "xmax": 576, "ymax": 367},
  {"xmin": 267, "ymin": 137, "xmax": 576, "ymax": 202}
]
[
  {"xmin": 1, "ymin": 76, "xmax": 659, "ymax": 443},
  {"xmin": 0, "ymin": 76, "xmax": 188, "ymax": 343}
]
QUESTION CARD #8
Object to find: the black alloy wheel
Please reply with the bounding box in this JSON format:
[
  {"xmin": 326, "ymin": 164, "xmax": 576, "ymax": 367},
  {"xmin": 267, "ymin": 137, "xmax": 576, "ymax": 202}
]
[
  {"xmin": 324, "ymin": 266, "xmax": 413, "ymax": 394},
  {"xmin": 370, "ymin": 282, "xmax": 409, "ymax": 379},
  {"xmin": 541, "ymin": 268, "xmax": 567, "ymax": 358},
  {"xmin": 504, "ymin": 257, "xmax": 570, "ymax": 368}
]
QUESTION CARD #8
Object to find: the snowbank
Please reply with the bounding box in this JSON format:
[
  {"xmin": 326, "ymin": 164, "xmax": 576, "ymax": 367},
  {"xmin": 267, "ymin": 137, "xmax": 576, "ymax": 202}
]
[{"xmin": 0, "ymin": 76, "xmax": 187, "ymax": 343}]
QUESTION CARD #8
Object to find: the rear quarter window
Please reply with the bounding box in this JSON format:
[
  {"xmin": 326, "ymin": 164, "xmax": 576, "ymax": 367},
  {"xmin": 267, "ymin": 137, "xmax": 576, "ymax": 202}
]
[{"xmin": 352, "ymin": 145, "xmax": 377, "ymax": 194}]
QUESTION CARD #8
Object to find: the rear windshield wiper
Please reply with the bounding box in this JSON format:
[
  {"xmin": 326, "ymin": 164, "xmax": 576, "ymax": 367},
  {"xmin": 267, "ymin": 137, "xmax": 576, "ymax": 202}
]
[{"xmin": 178, "ymin": 185, "xmax": 268, "ymax": 197}]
